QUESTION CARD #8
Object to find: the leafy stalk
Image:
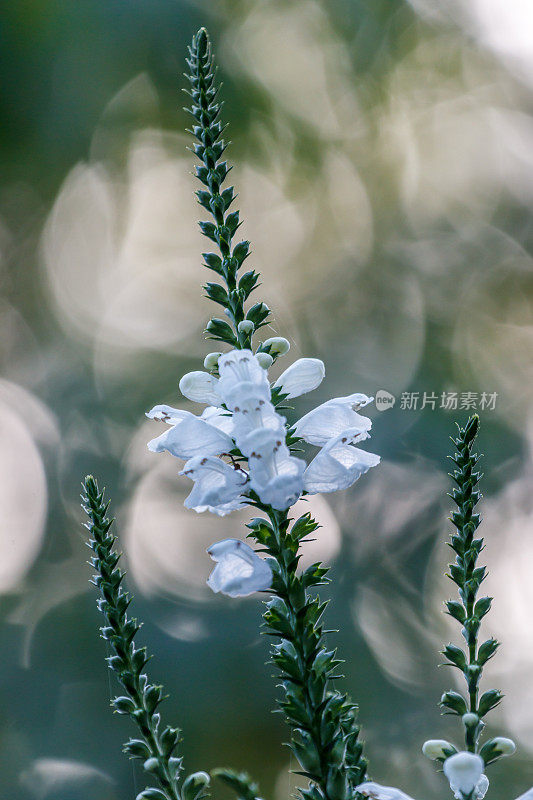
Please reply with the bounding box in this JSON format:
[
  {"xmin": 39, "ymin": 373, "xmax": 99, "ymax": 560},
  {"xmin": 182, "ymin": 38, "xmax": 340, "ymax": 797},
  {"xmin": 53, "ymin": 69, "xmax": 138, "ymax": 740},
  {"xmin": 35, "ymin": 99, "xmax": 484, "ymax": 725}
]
[
  {"xmin": 249, "ymin": 508, "xmax": 367, "ymax": 800},
  {"xmin": 83, "ymin": 475, "xmax": 210, "ymax": 800},
  {"xmin": 185, "ymin": 27, "xmax": 270, "ymax": 353},
  {"xmin": 440, "ymin": 416, "xmax": 510, "ymax": 769}
]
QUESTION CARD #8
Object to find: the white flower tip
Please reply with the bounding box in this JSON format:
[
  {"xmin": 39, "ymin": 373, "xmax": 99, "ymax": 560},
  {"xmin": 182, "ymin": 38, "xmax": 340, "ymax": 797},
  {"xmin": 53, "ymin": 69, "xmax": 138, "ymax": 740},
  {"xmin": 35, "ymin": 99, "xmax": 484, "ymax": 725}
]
[
  {"xmin": 354, "ymin": 782, "xmax": 415, "ymax": 800},
  {"xmin": 262, "ymin": 336, "xmax": 290, "ymax": 356},
  {"xmin": 203, "ymin": 352, "xmax": 222, "ymax": 371},
  {"xmin": 179, "ymin": 370, "xmax": 219, "ymax": 404},
  {"xmin": 422, "ymin": 739, "xmax": 456, "ymax": 760},
  {"xmin": 256, "ymin": 352, "xmax": 274, "ymax": 369},
  {"xmin": 237, "ymin": 319, "xmax": 255, "ymax": 335},
  {"xmin": 491, "ymin": 736, "xmax": 516, "ymax": 757}
]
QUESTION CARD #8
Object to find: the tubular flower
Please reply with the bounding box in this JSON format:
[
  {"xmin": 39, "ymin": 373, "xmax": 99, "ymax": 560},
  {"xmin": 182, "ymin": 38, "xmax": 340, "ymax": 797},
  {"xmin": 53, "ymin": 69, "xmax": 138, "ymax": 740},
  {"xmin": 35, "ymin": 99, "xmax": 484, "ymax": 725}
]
[
  {"xmin": 355, "ymin": 782, "xmax": 417, "ymax": 800},
  {"xmin": 216, "ymin": 349, "xmax": 306, "ymax": 509},
  {"xmin": 147, "ymin": 406, "xmax": 234, "ymax": 458},
  {"xmin": 293, "ymin": 393, "xmax": 373, "ymax": 446},
  {"xmin": 207, "ymin": 539, "xmax": 273, "ymax": 597},
  {"xmin": 443, "ymin": 752, "xmax": 488, "ymax": 800},
  {"xmin": 180, "ymin": 456, "xmax": 248, "ymax": 516},
  {"xmin": 303, "ymin": 430, "xmax": 380, "ymax": 494}
]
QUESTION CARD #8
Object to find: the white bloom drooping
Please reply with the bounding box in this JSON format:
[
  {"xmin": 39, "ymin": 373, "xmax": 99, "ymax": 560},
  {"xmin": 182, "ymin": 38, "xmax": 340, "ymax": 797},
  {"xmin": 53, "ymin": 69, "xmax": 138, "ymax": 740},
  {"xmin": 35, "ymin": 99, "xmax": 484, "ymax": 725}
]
[
  {"xmin": 303, "ymin": 431, "xmax": 380, "ymax": 494},
  {"xmin": 294, "ymin": 393, "xmax": 373, "ymax": 446},
  {"xmin": 147, "ymin": 406, "xmax": 234, "ymax": 459},
  {"xmin": 180, "ymin": 456, "xmax": 248, "ymax": 516},
  {"xmin": 273, "ymin": 357, "xmax": 325, "ymax": 399},
  {"xmin": 147, "ymin": 348, "xmax": 380, "ymax": 515},
  {"xmin": 443, "ymin": 752, "xmax": 488, "ymax": 800},
  {"xmin": 207, "ymin": 539, "xmax": 272, "ymax": 597},
  {"xmin": 354, "ymin": 782, "xmax": 417, "ymax": 800}
]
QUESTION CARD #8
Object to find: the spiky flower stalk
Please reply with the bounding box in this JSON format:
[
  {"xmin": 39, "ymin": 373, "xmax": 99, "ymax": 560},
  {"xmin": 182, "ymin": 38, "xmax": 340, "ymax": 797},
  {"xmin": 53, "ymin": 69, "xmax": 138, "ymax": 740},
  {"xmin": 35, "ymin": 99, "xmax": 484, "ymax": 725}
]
[
  {"xmin": 184, "ymin": 27, "xmax": 368, "ymax": 800},
  {"xmin": 83, "ymin": 475, "xmax": 209, "ymax": 800},
  {"xmin": 251, "ymin": 508, "xmax": 367, "ymax": 800},
  {"xmin": 185, "ymin": 27, "xmax": 270, "ymax": 353},
  {"xmin": 439, "ymin": 416, "xmax": 513, "ymax": 773}
]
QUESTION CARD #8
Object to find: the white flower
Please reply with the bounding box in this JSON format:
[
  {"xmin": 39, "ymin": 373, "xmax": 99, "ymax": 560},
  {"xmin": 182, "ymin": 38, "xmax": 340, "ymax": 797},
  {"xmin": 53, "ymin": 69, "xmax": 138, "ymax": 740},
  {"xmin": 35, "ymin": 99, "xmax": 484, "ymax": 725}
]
[
  {"xmin": 180, "ymin": 456, "xmax": 248, "ymax": 516},
  {"xmin": 443, "ymin": 752, "xmax": 487, "ymax": 800},
  {"xmin": 273, "ymin": 358, "xmax": 325, "ymax": 399},
  {"xmin": 354, "ymin": 782, "xmax": 416, "ymax": 800},
  {"xmin": 293, "ymin": 394, "xmax": 373, "ymax": 446},
  {"xmin": 179, "ymin": 370, "xmax": 220, "ymax": 405},
  {"xmin": 422, "ymin": 739, "xmax": 456, "ymax": 760},
  {"xmin": 207, "ymin": 539, "xmax": 272, "ymax": 597},
  {"xmin": 147, "ymin": 406, "xmax": 234, "ymax": 459},
  {"xmin": 303, "ymin": 431, "xmax": 380, "ymax": 494},
  {"xmin": 249, "ymin": 447, "xmax": 306, "ymax": 510},
  {"xmin": 516, "ymin": 789, "xmax": 533, "ymax": 800},
  {"xmin": 217, "ymin": 349, "xmax": 271, "ymax": 406}
]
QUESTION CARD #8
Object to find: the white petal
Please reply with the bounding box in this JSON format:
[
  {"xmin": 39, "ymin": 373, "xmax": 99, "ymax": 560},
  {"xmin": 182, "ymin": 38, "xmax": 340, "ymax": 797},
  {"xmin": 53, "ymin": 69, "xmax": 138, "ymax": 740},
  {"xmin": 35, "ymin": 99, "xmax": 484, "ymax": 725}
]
[
  {"xmin": 180, "ymin": 456, "xmax": 248, "ymax": 516},
  {"xmin": 179, "ymin": 371, "xmax": 220, "ymax": 405},
  {"xmin": 294, "ymin": 398, "xmax": 372, "ymax": 446},
  {"xmin": 200, "ymin": 406, "xmax": 234, "ymax": 436},
  {"xmin": 476, "ymin": 775, "xmax": 489, "ymax": 799},
  {"xmin": 207, "ymin": 539, "xmax": 272, "ymax": 597},
  {"xmin": 146, "ymin": 405, "xmax": 191, "ymax": 425},
  {"xmin": 355, "ymin": 782, "xmax": 417, "ymax": 800},
  {"xmin": 273, "ymin": 358, "xmax": 325, "ymax": 399},
  {"xmin": 238, "ymin": 426, "xmax": 286, "ymax": 460},
  {"xmin": 303, "ymin": 433, "xmax": 380, "ymax": 494},
  {"xmin": 516, "ymin": 790, "xmax": 533, "ymax": 800},
  {"xmin": 148, "ymin": 416, "xmax": 234, "ymax": 459},
  {"xmin": 444, "ymin": 753, "xmax": 485, "ymax": 799}
]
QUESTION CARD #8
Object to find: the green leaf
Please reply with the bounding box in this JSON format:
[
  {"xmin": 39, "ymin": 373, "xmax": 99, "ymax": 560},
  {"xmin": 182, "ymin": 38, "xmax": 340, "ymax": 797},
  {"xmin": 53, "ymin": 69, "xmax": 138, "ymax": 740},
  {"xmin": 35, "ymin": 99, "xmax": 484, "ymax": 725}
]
[
  {"xmin": 477, "ymin": 637, "xmax": 499, "ymax": 665},
  {"xmin": 477, "ymin": 689, "xmax": 504, "ymax": 716}
]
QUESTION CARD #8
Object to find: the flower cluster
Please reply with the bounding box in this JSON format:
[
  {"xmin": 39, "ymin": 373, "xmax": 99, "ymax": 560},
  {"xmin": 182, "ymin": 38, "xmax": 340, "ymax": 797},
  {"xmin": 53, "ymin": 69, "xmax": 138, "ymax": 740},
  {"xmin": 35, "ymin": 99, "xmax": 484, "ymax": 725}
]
[
  {"xmin": 355, "ymin": 746, "xmax": 524, "ymax": 800},
  {"xmin": 147, "ymin": 349, "xmax": 379, "ymax": 516}
]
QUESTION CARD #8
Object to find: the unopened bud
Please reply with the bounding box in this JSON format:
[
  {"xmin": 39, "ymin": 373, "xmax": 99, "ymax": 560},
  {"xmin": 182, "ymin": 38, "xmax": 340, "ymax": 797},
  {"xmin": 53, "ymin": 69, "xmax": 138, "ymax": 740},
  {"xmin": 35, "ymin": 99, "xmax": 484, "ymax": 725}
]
[
  {"xmin": 462, "ymin": 712, "xmax": 480, "ymax": 729},
  {"xmin": 238, "ymin": 319, "xmax": 254, "ymax": 335},
  {"xmin": 262, "ymin": 336, "xmax": 290, "ymax": 357},
  {"xmin": 255, "ymin": 352, "xmax": 274, "ymax": 369},
  {"xmin": 492, "ymin": 737, "xmax": 516, "ymax": 756},
  {"xmin": 422, "ymin": 740, "xmax": 457, "ymax": 761},
  {"xmin": 203, "ymin": 352, "xmax": 222, "ymax": 371}
]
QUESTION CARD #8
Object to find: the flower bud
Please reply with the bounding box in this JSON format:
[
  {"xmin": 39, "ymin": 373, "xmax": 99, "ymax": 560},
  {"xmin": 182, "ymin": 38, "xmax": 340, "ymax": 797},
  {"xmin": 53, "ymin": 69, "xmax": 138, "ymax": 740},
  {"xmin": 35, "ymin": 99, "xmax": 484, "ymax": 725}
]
[
  {"xmin": 179, "ymin": 371, "xmax": 220, "ymax": 405},
  {"xmin": 462, "ymin": 712, "xmax": 480, "ymax": 729},
  {"xmin": 491, "ymin": 737, "xmax": 516, "ymax": 756},
  {"xmin": 262, "ymin": 336, "xmax": 290, "ymax": 356},
  {"xmin": 255, "ymin": 352, "xmax": 274, "ymax": 369},
  {"xmin": 273, "ymin": 358, "xmax": 325, "ymax": 399},
  {"xmin": 203, "ymin": 352, "xmax": 222, "ymax": 371},
  {"xmin": 422, "ymin": 740, "xmax": 456, "ymax": 760},
  {"xmin": 237, "ymin": 319, "xmax": 255, "ymax": 335}
]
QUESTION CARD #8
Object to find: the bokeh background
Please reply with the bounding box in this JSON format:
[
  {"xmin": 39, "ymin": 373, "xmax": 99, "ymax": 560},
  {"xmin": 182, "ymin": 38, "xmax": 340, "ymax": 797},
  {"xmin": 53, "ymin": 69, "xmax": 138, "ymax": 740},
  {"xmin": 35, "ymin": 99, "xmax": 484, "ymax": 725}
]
[{"xmin": 1, "ymin": 1, "xmax": 532, "ymax": 798}]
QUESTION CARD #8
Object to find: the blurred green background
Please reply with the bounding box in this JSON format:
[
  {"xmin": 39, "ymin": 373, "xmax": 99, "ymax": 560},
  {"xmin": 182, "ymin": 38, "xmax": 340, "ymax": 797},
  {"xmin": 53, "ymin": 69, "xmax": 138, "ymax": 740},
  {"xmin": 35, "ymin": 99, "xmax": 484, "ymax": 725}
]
[{"xmin": 1, "ymin": 1, "xmax": 532, "ymax": 798}]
